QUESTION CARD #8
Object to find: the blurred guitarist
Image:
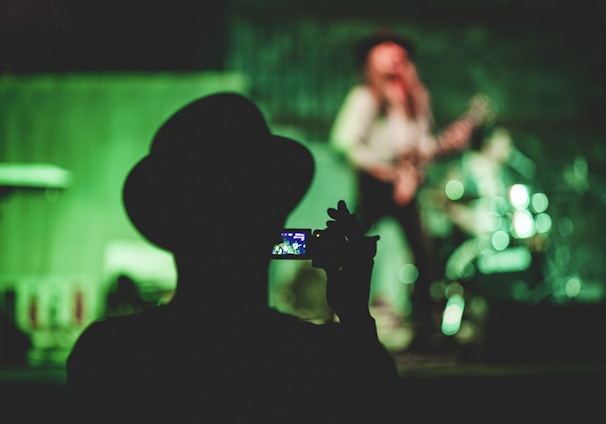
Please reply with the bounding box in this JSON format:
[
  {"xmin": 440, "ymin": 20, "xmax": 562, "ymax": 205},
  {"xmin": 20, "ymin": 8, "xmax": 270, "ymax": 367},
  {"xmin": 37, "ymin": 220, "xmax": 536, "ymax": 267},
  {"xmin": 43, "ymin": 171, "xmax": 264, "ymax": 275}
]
[{"xmin": 329, "ymin": 29, "xmax": 492, "ymax": 352}]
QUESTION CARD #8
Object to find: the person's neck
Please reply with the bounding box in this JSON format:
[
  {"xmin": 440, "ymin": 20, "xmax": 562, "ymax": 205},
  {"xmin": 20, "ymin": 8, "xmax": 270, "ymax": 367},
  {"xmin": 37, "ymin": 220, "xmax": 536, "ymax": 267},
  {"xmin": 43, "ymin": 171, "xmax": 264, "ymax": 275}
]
[{"xmin": 168, "ymin": 254, "xmax": 272, "ymax": 317}]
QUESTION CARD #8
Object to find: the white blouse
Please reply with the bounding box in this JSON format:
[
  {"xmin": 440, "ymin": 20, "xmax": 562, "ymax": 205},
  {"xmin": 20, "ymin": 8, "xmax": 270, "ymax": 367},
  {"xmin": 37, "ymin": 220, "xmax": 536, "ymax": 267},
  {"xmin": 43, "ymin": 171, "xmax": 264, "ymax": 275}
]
[{"xmin": 329, "ymin": 85, "xmax": 437, "ymax": 170}]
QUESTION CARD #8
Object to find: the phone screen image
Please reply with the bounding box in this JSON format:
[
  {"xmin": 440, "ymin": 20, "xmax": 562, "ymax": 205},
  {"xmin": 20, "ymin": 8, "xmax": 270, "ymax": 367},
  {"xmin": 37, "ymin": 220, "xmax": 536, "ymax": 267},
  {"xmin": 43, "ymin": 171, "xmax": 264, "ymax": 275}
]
[{"xmin": 271, "ymin": 229, "xmax": 311, "ymax": 259}]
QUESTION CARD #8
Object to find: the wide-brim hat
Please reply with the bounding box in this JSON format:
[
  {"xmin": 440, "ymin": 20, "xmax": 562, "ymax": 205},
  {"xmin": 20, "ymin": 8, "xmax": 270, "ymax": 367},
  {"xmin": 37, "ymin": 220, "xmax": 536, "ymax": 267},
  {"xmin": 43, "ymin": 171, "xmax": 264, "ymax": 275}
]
[
  {"xmin": 354, "ymin": 29, "xmax": 416, "ymax": 69},
  {"xmin": 122, "ymin": 92, "xmax": 315, "ymax": 251}
]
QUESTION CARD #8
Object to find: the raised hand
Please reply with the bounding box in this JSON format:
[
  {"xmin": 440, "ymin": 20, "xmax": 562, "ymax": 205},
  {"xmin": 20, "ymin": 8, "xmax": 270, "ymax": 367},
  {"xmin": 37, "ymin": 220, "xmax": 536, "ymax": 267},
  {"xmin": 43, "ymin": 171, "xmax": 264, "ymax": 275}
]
[{"xmin": 316, "ymin": 200, "xmax": 380, "ymax": 322}]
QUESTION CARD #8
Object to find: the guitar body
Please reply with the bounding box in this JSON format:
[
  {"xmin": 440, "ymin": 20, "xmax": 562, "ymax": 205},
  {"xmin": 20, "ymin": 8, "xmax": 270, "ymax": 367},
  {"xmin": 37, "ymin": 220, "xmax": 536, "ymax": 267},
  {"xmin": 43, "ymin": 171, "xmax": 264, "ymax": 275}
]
[
  {"xmin": 393, "ymin": 159, "xmax": 422, "ymax": 206},
  {"xmin": 391, "ymin": 93, "xmax": 494, "ymax": 206}
]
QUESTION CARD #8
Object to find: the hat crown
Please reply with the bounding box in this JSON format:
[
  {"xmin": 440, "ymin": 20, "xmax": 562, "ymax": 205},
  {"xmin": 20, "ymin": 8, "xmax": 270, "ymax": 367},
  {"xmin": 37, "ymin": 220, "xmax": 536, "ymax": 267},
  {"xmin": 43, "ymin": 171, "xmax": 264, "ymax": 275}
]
[
  {"xmin": 150, "ymin": 92, "xmax": 270, "ymax": 161},
  {"xmin": 355, "ymin": 29, "xmax": 415, "ymax": 68}
]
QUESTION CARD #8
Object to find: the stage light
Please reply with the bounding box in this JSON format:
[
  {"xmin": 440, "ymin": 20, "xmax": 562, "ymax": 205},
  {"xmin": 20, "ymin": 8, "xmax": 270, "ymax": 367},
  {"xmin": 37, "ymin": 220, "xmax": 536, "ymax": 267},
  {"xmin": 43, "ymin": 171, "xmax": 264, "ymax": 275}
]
[
  {"xmin": 398, "ymin": 263, "xmax": 419, "ymax": 284},
  {"xmin": 557, "ymin": 216, "xmax": 574, "ymax": 236},
  {"xmin": 441, "ymin": 293, "xmax": 464, "ymax": 336},
  {"xmin": 535, "ymin": 213, "xmax": 552, "ymax": 234},
  {"xmin": 477, "ymin": 247, "xmax": 532, "ymax": 274},
  {"xmin": 509, "ymin": 184, "xmax": 530, "ymax": 210},
  {"xmin": 565, "ymin": 276, "xmax": 582, "ymax": 298},
  {"xmin": 445, "ymin": 179, "xmax": 464, "ymax": 200},
  {"xmin": 491, "ymin": 230, "xmax": 510, "ymax": 251},
  {"xmin": 511, "ymin": 280, "xmax": 530, "ymax": 301},
  {"xmin": 512, "ymin": 209, "xmax": 535, "ymax": 239},
  {"xmin": 530, "ymin": 192, "xmax": 549, "ymax": 213}
]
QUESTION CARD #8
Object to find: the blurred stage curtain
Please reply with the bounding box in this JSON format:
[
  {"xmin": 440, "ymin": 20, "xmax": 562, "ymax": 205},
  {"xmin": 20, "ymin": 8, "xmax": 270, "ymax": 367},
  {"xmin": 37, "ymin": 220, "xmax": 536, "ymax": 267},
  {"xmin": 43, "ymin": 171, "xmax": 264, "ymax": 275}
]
[{"xmin": 0, "ymin": 72, "xmax": 248, "ymax": 296}]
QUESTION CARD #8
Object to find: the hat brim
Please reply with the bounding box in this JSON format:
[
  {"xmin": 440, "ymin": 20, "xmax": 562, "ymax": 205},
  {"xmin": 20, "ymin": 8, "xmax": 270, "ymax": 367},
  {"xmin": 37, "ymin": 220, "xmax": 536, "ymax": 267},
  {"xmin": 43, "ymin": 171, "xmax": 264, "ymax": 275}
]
[{"xmin": 123, "ymin": 133, "xmax": 315, "ymax": 251}]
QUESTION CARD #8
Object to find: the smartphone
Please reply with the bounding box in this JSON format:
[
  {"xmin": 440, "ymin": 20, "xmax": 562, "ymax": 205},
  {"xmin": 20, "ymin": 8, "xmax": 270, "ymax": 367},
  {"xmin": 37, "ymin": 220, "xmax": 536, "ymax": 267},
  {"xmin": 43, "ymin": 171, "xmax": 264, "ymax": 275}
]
[{"xmin": 271, "ymin": 228, "xmax": 312, "ymax": 260}]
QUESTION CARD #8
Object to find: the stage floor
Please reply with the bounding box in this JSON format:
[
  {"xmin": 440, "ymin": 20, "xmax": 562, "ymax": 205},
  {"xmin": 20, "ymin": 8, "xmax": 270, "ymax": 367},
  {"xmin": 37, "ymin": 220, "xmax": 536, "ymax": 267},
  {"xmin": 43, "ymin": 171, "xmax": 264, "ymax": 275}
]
[{"xmin": 1, "ymin": 353, "xmax": 604, "ymax": 421}]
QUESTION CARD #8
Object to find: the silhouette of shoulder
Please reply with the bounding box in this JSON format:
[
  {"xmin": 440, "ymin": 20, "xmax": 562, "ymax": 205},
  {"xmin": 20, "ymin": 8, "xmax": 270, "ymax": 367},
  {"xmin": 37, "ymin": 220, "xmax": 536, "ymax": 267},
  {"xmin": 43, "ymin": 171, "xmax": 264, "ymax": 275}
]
[{"xmin": 67, "ymin": 306, "xmax": 396, "ymax": 422}]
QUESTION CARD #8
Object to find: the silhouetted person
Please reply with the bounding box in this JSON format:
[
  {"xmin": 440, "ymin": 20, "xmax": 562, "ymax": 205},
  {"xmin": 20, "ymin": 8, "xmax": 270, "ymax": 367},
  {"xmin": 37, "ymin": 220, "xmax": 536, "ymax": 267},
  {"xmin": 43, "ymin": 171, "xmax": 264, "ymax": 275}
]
[
  {"xmin": 0, "ymin": 296, "xmax": 31, "ymax": 366},
  {"xmin": 66, "ymin": 93, "xmax": 398, "ymax": 423},
  {"xmin": 104, "ymin": 274, "xmax": 155, "ymax": 317}
]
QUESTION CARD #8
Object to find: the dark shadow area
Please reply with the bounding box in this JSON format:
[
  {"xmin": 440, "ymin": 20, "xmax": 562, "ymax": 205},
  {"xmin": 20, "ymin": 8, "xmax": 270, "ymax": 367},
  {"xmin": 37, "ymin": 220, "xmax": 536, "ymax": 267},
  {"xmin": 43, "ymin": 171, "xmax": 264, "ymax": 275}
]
[
  {"xmin": 484, "ymin": 301, "xmax": 606, "ymax": 365},
  {"xmin": 0, "ymin": 0, "xmax": 226, "ymax": 73},
  {"xmin": 2, "ymin": 359, "xmax": 605, "ymax": 421}
]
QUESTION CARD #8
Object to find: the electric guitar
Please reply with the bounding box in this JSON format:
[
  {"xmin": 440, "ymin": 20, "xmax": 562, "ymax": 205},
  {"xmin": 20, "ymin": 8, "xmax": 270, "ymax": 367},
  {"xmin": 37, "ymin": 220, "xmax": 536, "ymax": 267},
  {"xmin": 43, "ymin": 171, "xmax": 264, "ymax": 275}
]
[{"xmin": 392, "ymin": 93, "xmax": 495, "ymax": 206}]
